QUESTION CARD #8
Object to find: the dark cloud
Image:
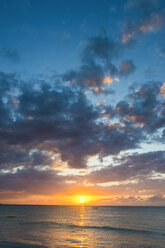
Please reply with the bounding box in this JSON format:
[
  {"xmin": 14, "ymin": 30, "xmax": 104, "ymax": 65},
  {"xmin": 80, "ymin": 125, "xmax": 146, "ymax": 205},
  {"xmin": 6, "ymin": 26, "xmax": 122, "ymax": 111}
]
[
  {"xmin": 122, "ymin": 13, "xmax": 164, "ymax": 44},
  {"xmin": 0, "ymin": 72, "xmax": 164, "ymax": 174},
  {"xmin": 82, "ymin": 36, "xmax": 121, "ymax": 61},
  {"xmin": 63, "ymin": 36, "xmax": 136, "ymax": 93},
  {"xmin": 0, "ymin": 35, "xmax": 164, "ymax": 196},
  {"xmin": 0, "ymin": 69, "xmax": 147, "ymax": 172},
  {"xmin": 159, "ymin": 46, "xmax": 165, "ymax": 57},
  {"xmin": 119, "ymin": 60, "xmax": 136, "ymax": 76},
  {"xmin": 0, "ymin": 144, "xmax": 53, "ymax": 170},
  {"xmin": 122, "ymin": 0, "xmax": 165, "ymax": 44},
  {"xmin": 0, "ymin": 167, "xmax": 68, "ymax": 194},
  {"xmin": 63, "ymin": 59, "xmax": 105, "ymax": 92},
  {"xmin": 0, "ymin": 73, "xmax": 101, "ymax": 168},
  {"xmin": 87, "ymin": 150, "xmax": 165, "ymax": 184},
  {"xmin": 116, "ymin": 81, "xmax": 165, "ymax": 132},
  {"xmin": 96, "ymin": 123, "xmax": 143, "ymax": 158},
  {"xmin": 104, "ymin": 63, "xmax": 118, "ymax": 77},
  {"xmin": 0, "ymin": 46, "xmax": 20, "ymax": 62},
  {"xmin": 0, "ymin": 73, "xmax": 164, "ymax": 200}
]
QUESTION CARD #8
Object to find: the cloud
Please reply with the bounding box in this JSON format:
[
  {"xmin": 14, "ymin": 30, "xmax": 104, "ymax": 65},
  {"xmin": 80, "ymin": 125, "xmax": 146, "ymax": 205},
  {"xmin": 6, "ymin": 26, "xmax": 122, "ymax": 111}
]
[
  {"xmin": 0, "ymin": 70, "xmax": 147, "ymax": 173},
  {"xmin": 0, "ymin": 73, "xmax": 101, "ymax": 168},
  {"xmin": 0, "ymin": 167, "xmax": 68, "ymax": 194},
  {"xmin": 100, "ymin": 194, "xmax": 165, "ymax": 206},
  {"xmin": 147, "ymin": 194, "xmax": 165, "ymax": 205},
  {"xmin": 0, "ymin": 144, "xmax": 53, "ymax": 170},
  {"xmin": 160, "ymin": 82, "xmax": 165, "ymax": 97},
  {"xmin": 122, "ymin": 13, "xmax": 163, "ymax": 44},
  {"xmin": 86, "ymin": 150, "xmax": 165, "ymax": 184},
  {"xmin": 119, "ymin": 60, "xmax": 136, "ymax": 76},
  {"xmin": 122, "ymin": 0, "xmax": 164, "ymax": 44},
  {"xmin": 63, "ymin": 60, "xmax": 105, "ymax": 91},
  {"xmin": 0, "ymin": 37, "xmax": 164, "ymax": 198},
  {"xmin": 63, "ymin": 36, "xmax": 135, "ymax": 93},
  {"xmin": 0, "ymin": 71, "xmax": 164, "ymax": 200},
  {"xmin": 116, "ymin": 81, "xmax": 165, "ymax": 131},
  {"xmin": 159, "ymin": 47, "xmax": 165, "ymax": 57},
  {"xmin": 0, "ymin": 46, "xmax": 20, "ymax": 62},
  {"xmin": 0, "ymin": 71, "xmax": 165, "ymax": 174},
  {"xmin": 82, "ymin": 36, "xmax": 121, "ymax": 61}
]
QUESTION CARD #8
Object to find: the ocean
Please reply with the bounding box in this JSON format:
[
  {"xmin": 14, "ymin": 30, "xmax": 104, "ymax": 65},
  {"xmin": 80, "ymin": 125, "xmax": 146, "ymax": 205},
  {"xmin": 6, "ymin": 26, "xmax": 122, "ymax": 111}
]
[{"xmin": 0, "ymin": 205, "xmax": 165, "ymax": 248}]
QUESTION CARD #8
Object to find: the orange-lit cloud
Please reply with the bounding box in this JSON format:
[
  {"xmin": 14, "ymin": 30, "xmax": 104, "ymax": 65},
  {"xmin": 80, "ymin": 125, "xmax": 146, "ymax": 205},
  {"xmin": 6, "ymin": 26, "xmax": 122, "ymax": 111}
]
[
  {"xmin": 103, "ymin": 76, "xmax": 113, "ymax": 85},
  {"xmin": 160, "ymin": 82, "xmax": 165, "ymax": 97},
  {"xmin": 122, "ymin": 14, "xmax": 163, "ymax": 44}
]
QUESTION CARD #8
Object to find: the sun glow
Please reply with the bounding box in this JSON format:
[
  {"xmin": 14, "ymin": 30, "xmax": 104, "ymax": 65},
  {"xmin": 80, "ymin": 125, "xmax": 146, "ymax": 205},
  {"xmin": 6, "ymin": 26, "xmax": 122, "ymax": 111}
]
[{"xmin": 77, "ymin": 196, "xmax": 87, "ymax": 204}]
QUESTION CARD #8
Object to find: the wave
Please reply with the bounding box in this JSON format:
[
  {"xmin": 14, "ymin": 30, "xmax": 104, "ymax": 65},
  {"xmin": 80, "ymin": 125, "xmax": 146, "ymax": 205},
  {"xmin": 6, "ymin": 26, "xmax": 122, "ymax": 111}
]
[
  {"xmin": 21, "ymin": 221, "xmax": 165, "ymax": 237},
  {"xmin": 0, "ymin": 241, "xmax": 48, "ymax": 248},
  {"xmin": 72, "ymin": 224, "xmax": 165, "ymax": 237}
]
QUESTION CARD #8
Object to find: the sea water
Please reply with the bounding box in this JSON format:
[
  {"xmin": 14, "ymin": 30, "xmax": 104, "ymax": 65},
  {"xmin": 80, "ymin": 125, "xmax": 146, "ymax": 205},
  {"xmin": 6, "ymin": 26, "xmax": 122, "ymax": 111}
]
[{"xmin": 0, "ymin": 205, "xmax": 165, "ymax": 248}]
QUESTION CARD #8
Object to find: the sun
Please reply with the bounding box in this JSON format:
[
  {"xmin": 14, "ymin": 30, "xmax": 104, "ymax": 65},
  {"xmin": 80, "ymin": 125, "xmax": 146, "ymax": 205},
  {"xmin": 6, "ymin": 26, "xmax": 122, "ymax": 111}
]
[
  {"xmin": 80, "ymin": 198, "xmax": 84, "ymax": 203},
  {"xmin": 77, "ymin": 196, "xmax": 87, "ymax": 204}
]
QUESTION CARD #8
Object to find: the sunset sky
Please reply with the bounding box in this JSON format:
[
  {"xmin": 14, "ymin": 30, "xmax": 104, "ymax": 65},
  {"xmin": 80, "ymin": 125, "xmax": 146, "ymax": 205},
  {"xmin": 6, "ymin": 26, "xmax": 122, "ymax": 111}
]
[{"xmin": 0, "ymin": 0, "xmax": 165, "ymax": 205}]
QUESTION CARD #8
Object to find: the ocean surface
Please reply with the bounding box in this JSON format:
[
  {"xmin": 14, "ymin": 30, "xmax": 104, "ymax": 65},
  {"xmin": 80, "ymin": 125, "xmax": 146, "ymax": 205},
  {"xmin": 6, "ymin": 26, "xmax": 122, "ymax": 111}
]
[{"xmin": 0, "ymin": 205, "xmax": 165, "ymax": 248}]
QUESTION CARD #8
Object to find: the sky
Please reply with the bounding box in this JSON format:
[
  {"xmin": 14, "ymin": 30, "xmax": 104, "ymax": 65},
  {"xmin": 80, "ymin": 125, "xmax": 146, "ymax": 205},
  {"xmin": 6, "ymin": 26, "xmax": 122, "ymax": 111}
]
[{"xmin": 0, "ymin": 0, "xmax": 165, "ymax": 205}]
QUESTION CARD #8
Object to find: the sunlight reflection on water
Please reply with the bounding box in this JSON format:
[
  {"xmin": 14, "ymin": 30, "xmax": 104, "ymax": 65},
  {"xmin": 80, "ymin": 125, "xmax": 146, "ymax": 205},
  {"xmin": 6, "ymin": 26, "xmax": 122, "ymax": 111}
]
[{"xmin": 0, "ymin": 205, "xmax": 165, "ymax": 248}]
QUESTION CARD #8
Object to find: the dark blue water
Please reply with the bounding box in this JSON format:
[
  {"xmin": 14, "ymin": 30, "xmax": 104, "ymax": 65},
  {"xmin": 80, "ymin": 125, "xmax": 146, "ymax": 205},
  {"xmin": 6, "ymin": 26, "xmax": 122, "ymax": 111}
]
[{"xmin": 0, "ymin": 205, "xmax": 165, "ymax": 247}]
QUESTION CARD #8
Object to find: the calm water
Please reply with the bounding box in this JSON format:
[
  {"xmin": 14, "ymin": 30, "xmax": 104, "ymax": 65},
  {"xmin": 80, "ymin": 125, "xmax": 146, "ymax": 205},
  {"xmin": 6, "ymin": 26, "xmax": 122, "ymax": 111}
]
[{"xmin": 0, "ymin": 205, "xmax": 165, "ymax": 248}]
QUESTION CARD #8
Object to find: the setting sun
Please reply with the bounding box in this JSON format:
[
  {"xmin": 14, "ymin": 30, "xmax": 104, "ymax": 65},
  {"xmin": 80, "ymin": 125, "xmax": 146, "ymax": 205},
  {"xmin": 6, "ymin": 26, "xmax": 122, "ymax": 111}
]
[{"xmin": 77, "ymin": 196, "xmax": 87, "ymax": 204}]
